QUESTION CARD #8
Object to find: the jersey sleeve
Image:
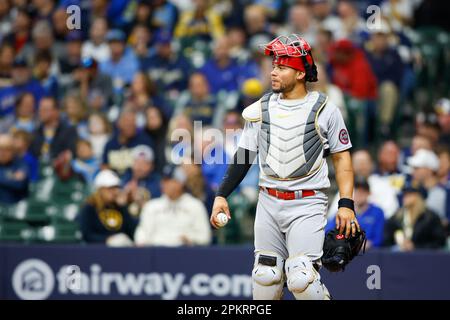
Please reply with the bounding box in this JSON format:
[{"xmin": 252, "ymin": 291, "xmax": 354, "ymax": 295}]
[
  {"xmin": 237, "ymin": 121, "xmax": 259, "ymax": 152},
  {"xmin": 321, "ymin": 101, "xmax": 352, "ymax": 153}
]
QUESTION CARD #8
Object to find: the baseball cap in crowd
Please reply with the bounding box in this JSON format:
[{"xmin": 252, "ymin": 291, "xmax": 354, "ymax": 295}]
[
  {"xmin": 434, "ymin": 98, "xmax": 450, "ymax": 116},
  {"xmin": 162, "ymin": 164, "xmax": 187, "ymax": 184},
  {"xmin": 12, "ymin": 57, "xmax": 28, "ymax": 68},
  {"xmin": 106, "ymin": 29, "xmax": 126, "ymax": 42},
  {"xmin": 66, "ymin": 30, "xmax": 83, "ymax": 42},
  {"xmin": 402, "ymin": 180, "xmax": 428, "ymax": 199},
  {"xmin": 154, "ymin": 31, "xmax": 172, "ymax": 45},
  {"xmin": 132, "ymin": 145, "xmax": 154, "ymax": 162},
  {"xmin": 369, "ymin": 19, "xmax": 391, "ymax": 35},
  {"xmin": 354, "ymin": 176, "xmax": 370, "ymax": 191},
  {"xmin": 407, "ymin": 149, "xmax": 440, "ymax": 172},
  {"xmin": 94, "ymin": 169, "xmax": 121, "ymax": 189}
]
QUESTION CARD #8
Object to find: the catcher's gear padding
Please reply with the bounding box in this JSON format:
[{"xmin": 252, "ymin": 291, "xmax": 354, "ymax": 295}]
[
  {"xmin": 285, "ymin": 255, "xmax": 330, "ymax": 300},
  {"xmin": 252, "ymin": 252, "xmax": 284, "ymax": 300},
  {"xmin": 321, "ymin": 228, "xmax": 367, "ymax": 272}
]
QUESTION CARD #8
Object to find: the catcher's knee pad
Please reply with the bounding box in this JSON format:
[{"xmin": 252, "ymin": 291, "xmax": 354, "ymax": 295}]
[
  {"xmin": 285, "ymin": 255, "xmax": 329, "ymax": 300},
  {"xmin": 252, "ymin": 251, "xmax": 285, "ymax": 300}
]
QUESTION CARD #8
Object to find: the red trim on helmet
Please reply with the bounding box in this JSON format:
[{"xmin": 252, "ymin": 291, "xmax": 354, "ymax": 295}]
[{"xmin": 273, "ymin": 55, "xmax": 305, "ymax": 72}]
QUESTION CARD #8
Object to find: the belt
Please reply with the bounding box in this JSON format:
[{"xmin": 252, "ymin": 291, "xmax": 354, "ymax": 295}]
[{"xmin": 260, "ymin": 186, "xmax": 315, "ymax": 200}]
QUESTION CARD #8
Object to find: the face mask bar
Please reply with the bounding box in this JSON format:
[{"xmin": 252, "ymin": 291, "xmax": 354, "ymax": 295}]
[{"xmin": 260, "ymin": 34, "xmax": 311, "ymax": 57}]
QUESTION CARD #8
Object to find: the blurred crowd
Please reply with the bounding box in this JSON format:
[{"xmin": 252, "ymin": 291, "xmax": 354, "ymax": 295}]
[{"xmin": 0, "ymin": 0, "xmax": 449, "ymax": 251}]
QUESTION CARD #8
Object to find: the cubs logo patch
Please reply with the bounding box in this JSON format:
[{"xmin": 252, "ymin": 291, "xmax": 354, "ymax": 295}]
[{"xmin": 339, "ymin": 129, "xmax": 349, "ymax": 145}]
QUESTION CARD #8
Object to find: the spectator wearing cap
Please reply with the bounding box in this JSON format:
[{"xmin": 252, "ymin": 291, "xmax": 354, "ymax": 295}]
[
  {"xmin": 121, "ymin": 145, "xmax": 162, "ymax": 216},
  {"xmin": 0, "ymin": 57, "xmax": 45, "ymax": 133},
  {"xmin": 30, "ymin": 96, "xmax": 78, "ymax": 162},
  {"xmin": 134, "ymin": 165, "xmax": 211, "ymax": 247},
  {"xmin": 81, "ymin": 17, "xmax": 111, "ymax": 63},
  {"xmin": 78, "ymin": 169, "xmax": 137, "ymax": 245},
  {"xmin": 34, "ymin": 50, "xmax": 59, "ymax": 98},
  {"xmin": 365, "ymin": 21, "xmax": 404, "ymax": 138},
  {"xmin": 102, "ymin": 109, "xmax": 154, "ymax": 176},
  {"xmin": 200, "ymin": 36, "xmax": 257, "ymax": 94},
  {"xmin": 435, "ymin": 98, "xmax": 450, "ymax": 145},
  {"xmin": 407, "ymin": 149, "xmax": 448, "ymax": 220},
  {"xmin": 326, "ymin": 176, "xmax": 385, "ymax": 249},
  {"xmin": 58, "ymin": 31, "xmax": 84, "ymax": 76},
  {"xmin": 0, "ymin": 133, "xmax": 29, "ymax": 204},
  {"xmin": 383, "ymin": 181, "xmax": 446, "ymax": 250},
  {"xmin": 70, "ymin": 57, "xmax": 114, "ymax": 112},
  {"xmin": 174, "ymin": 72, "xmax": 218, "ymax": 126},
  {"xmin": 329, "ymin": 39, "xmax": 377, "ymax": 147},
  {"xmin": 141, "ymin": 31, "xmax": 192, "ymax": 102},
  {"xmin": 99, "ymin": 29, "xmax": 139, "ymax": 92}
]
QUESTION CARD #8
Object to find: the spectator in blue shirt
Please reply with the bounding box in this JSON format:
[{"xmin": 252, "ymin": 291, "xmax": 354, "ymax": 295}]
[
  {"xmin": 102, "ymin": 109, "xmax": 154, "ymax": 176},
  {"xmin": 142, "ymin": 31, "xmax": 192, "ymax": 100},
  {"xmin": 200, "ymin": 36, "xmax": 255, "ymax": 94},
  {"xmin": 0, "ymin": 58, "xmax": 44, "ymax": 131},
  {"xmin": 121, "ymin": 145, "xmax": 162, "ymax": 217},
  {"xmin": 11, "ymin": 130, "xmax": 38, "ymax": 183},
  {"xmin": 34, "ymin": 50, "xmax": 59, "ymax": 99},
  {"xmin": 100, "ymin": 29, "xmax": 139, "ymax": 93},
  {"xmin": 71, "ymin": 139, "xmax": 100, "ymax": 185},
  {"xmin": 366, "ymin": 23, "xmax": 404, "ymax": 137},
  {"xmin": 326, "ymin": 176, "xmax": 385, "ymax": 249},
  {"xmin": 0, "ymin": 134, "xmax": 29, "ymax": 204},
  {"xmin": 175, "ymin": 72, "xmax": 217, "ymax": 125}
]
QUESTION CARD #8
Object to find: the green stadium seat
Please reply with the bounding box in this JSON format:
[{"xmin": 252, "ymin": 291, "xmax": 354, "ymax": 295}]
[
  {"xmin": 34, "ymin": 221, "xmax": 82, "ymax": 243},
  {"xmin": 0, "ymin": 220, "xmax": 36, "ymax": 243},
  {"xmin": 5, "ymin": 200, "xmax": 51, "ymax": 224}
]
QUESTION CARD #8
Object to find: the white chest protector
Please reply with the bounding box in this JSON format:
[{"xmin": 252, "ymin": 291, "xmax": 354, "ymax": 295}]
[{"xmin": 243, "ymin": 92, "xmax": 329, "ymax": 180}]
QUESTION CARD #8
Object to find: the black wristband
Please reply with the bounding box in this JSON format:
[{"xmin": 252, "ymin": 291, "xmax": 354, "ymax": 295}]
[{"xmin": 338, "ymin": 198, "xmax": 355, "ymax": 212}]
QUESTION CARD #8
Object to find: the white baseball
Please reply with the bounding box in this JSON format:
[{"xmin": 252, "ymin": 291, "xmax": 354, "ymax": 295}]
[{"xmin": 216, "ymin": 212, "xmax": 229, "ymax": 227}]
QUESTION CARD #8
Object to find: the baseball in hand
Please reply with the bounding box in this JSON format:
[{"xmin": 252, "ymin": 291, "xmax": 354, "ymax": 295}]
[{"xmin": 216, "ymin": 212, "xmax": 229, "ymax": 227}]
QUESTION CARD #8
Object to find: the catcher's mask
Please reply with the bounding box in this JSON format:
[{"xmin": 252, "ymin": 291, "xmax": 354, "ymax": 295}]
[{"xmin": 261, "ymin": 34, "xmax": 318, "ymax": 82}]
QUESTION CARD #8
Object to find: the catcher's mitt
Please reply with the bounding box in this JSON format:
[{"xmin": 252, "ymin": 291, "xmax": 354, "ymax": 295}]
[{"xmin": 321, "ymin": 229, "xmax": 366, "ymax": 272}]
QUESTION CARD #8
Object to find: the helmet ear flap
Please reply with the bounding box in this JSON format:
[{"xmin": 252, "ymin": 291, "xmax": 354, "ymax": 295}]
[{"xmin": 301, "ymin": 52, "xmax": 318, "ymax": 82}]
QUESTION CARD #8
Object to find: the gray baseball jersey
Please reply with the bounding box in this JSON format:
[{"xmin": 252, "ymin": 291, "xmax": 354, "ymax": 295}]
[{"xmin": 239, "ymin": 91, "xmax": 352, "ymax": 191}]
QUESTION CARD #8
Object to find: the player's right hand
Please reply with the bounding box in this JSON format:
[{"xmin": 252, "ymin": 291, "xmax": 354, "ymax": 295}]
[{"xmin": 210, "ymin": 196, "xmax": 231, "ymax": 229}]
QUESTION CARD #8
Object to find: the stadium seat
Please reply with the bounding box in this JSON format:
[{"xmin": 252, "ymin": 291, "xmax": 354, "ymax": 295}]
[
  {"xmin": 34, "ymin": 221, "xmax": 82, "ymax": 243},
  {"xmin": 0, "ymin": 220, "xmax": 36, "ymax": 243}
]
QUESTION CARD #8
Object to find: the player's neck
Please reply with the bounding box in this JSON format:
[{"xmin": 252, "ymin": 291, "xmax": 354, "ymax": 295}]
[{"xmin": 280, "ymin": 84, "xmax": 308, "ymax": 100}]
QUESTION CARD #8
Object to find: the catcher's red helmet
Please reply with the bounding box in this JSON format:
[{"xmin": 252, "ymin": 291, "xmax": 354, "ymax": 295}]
[{"xmin": 261, "ymin": 34, "xmax": 318, "ymax": 82}]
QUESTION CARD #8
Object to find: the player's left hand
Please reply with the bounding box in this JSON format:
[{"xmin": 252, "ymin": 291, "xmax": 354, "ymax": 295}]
[{"xmin": 336, "ymin": 207, "xmax": 360, "ymax": 238}]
